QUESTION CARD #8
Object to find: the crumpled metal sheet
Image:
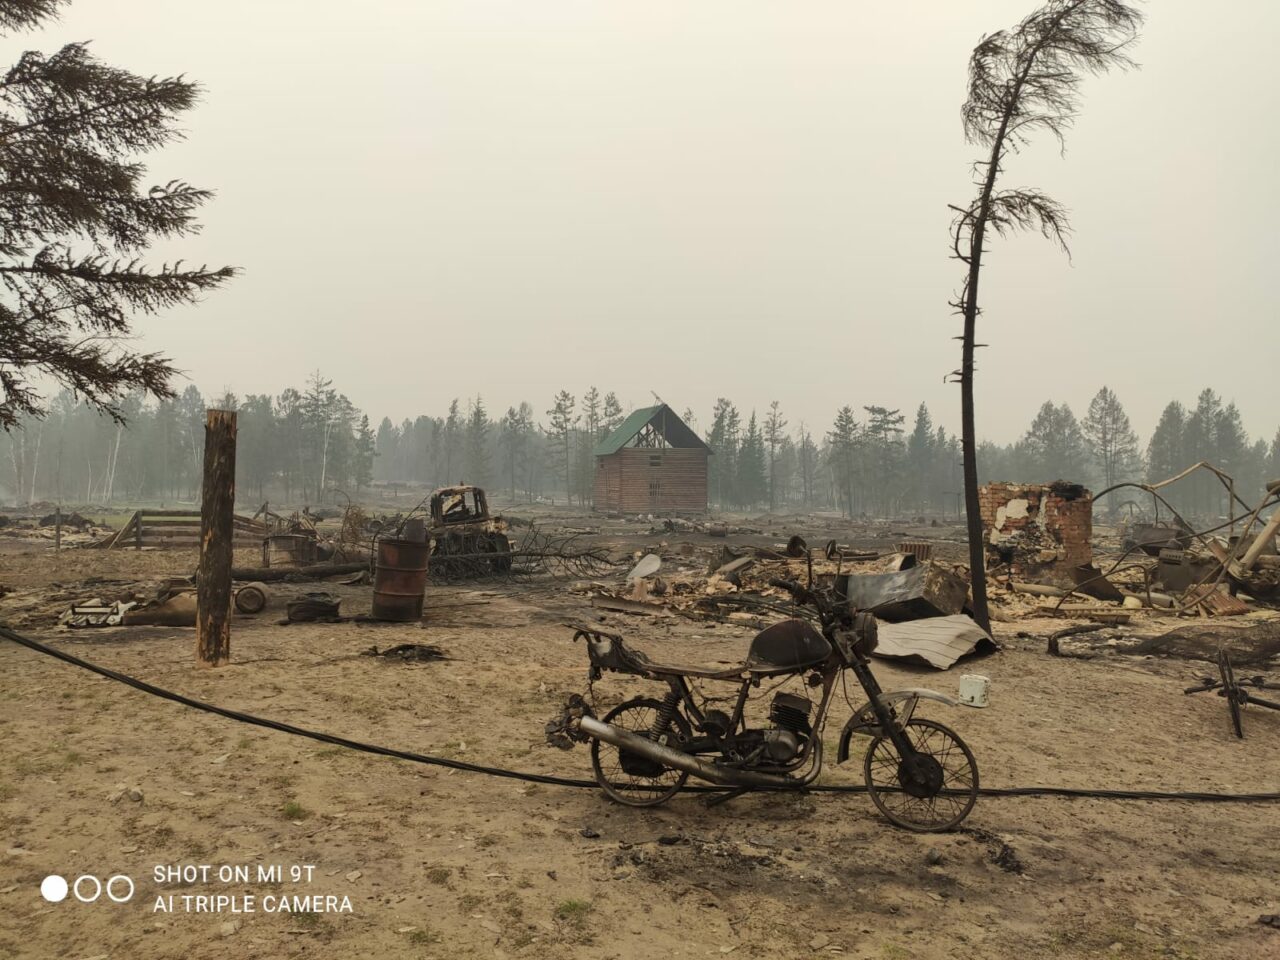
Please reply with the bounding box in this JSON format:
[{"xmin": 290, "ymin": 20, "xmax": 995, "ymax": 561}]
[
  {"xmin": 842, "ymin": 563, "xmax": 968, "ymax": 622},
  {"xmin": 872, "ymin": 615, "xmax": 996, "ymax": 670}
]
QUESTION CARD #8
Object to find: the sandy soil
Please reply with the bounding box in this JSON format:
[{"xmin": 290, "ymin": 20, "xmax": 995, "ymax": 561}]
[{"xmin": 2, "ymin": 535, "xmax": 1279, "ymax": 960}]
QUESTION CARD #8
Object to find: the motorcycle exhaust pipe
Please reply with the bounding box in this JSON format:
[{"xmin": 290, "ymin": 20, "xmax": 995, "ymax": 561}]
[{"xmin": 576, "ymin": 715, "xmax": 797, "ymax": 789}]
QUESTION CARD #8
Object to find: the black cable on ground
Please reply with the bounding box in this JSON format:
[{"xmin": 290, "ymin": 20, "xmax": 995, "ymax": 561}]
[
  {"xmin": 0, "ymin": 624, "xmax": 594, "ymax": 789},
  {"xmin": 3, "ymin": 624, "xmax": 1278, "ymax": 803}
]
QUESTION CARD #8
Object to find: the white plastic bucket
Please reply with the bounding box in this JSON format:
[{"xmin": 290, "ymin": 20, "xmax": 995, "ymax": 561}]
[{"xmin": 958, "ymin": 674, "xmax": 990, "ymax": 708}]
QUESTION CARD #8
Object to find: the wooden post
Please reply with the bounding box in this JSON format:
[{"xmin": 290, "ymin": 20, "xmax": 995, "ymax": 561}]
[
  {"xmin": 197, "ymin": 409, "xmax": 237, "ymax": 666},
  {"xmin": 54, "ymin": 504, "xmax": 61, "ymax": 552}
]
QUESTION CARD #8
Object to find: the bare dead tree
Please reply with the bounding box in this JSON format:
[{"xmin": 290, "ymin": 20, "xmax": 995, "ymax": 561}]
[
  {"xmin": 949, "ymin": 0, "xmax": 1142, "ymax": 632},
  {"xmin": 0, "ymin": 0, "xmax": 235, "ymax": 427}
]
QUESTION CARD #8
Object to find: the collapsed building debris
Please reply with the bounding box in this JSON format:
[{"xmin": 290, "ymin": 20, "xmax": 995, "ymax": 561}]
[
  {"xmin": 584, "ymin": 537, "xmax": 993, "ymax": 669},
  {"xmin": 0, "ymin": 511, "xmax": 113, "ymax": 547},
  {"xmin": 981, "ymin": 481, "xmax": 1093, "ymax": 587},
  {"xmin": 1093, "ymin": 463, "xmax": 1280, "ymax": 611}
]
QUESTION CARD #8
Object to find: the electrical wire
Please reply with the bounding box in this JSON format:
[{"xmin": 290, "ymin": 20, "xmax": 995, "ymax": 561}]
[{"xmin": 3, "ymin": 624, "xmax": 1278, "ymax": 803}]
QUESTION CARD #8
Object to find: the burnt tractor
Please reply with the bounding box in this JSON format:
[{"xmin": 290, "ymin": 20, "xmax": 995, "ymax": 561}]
[{"xmin": 428, "ymin": 485, "xmax": 512, "ymax": 576}]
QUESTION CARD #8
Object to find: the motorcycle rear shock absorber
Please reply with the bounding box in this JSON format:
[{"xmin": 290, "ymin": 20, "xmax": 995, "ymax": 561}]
[{"xmin": 650, "ymin": 691, "xmax": 681, "ymax": 741}]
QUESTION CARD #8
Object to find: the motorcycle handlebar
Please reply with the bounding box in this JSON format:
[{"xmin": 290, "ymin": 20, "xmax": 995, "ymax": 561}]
[{"xmin": 769, "ymin": 578, "xmax": 835, "ymax": 620}]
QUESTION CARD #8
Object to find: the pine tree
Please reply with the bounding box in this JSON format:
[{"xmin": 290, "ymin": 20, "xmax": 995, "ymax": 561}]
[
  {"xmin": 764, "ymin": 400, "xmax": 787, "ymax": 511},
  {"xmin": 374, "ymin": 417, "xmax": 398, "ymax": 483},
  {"xmin": 798, "ymin": 425, "xmax": 818, "ymax": 509},
  {"xmin": 1147, "ymin": 402, "xmax": 1186, "ymax": 487},
  {"xmin": 705, "ymin": 398, "xmax": 739, "ymax": 508},
  {"xmin": 354, "ymin": 415, "xmax": 376, "ymax": 493},
  {"xmin": 1022, "ymin": 401, "xmax": 1086, "ymax": 482},
  {"xmin": 863, "ymin": 406, "xmax": 905, "ymax": 516},
  {"xmin": 1184, "ymin": 389, "xmax": 1223, "ymax": 515},
  {"xmin": 443, "ymin": 399, "xmax": 463, "ymax": 484},
  {"xmin": 906, "ymin": 404, "xmax": 935, "ymax": 512},
  {"xmin": 602, "ymin": 392, "xmax": 623, "ymax": 437},
  {"xmin": 464, "ymin": 396, "xmax": 490, "ymax": 486},
  {"xmin": 1082, "ymin": 386, "xmax": 1140, "ymax": 505},
  {"xmin": 0, "ymin": 1, "xmax": 235, "ymax": 427},
  {"xmin": 546, "ymin": 391, "xmax": 576, "ymax": 503},
  {"xmin": 737, "ymin": 412, "xmax": 767, "ymax": 508},
  {"xmin": 581, "ymin": 387, "xmax": 601, "ymax": 438},
  {"xmin": 499, "ymin": 405, "xmax": 531, "ymax": 499},
  {"xmin": 238, "ymin": 393, "xmax": 277, "ymax": 501},
  {"xmin": 828, "ymin": 406, "xmax": 859, "ymax": 518}
]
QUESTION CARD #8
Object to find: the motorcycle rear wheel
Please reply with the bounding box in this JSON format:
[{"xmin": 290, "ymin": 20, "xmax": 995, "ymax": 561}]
[
  {"xmin": 591, "ymin": 697, "xmax": 691, "ymax": 807},
  {"xmin": 863, "ymin": 718, "xmax": 978, "ymax": 832}
]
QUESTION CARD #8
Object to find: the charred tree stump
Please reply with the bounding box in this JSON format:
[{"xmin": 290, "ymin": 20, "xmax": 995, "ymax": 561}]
[{"xmin": 197, "ymin": 409, "xmax": 237, "ymax": 666}]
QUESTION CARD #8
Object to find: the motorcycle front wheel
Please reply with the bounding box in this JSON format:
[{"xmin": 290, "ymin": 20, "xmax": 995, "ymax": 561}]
[
  {"xmin": 591, "ymin": 697, "xmax": 691, "ymax": 807},
  {"xmin": 863, "ymin": 718, "xmax": 978, "ymax": 832}
]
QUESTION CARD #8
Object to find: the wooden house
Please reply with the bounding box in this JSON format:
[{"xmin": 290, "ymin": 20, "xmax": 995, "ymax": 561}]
[{"xmin": 592, "ymin": 404, "xmax": 710, "ymax": 514}]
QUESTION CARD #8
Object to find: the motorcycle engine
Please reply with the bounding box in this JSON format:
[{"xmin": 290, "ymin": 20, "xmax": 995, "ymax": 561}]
[{"xmin": 762, "ymin": 692, "xmax": 813, "ymax": 762}]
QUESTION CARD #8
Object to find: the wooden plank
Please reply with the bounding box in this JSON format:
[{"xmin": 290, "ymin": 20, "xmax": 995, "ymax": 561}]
[{"xmin": 107, "ymin": 511, "xmax": 139, "ymax": 551}]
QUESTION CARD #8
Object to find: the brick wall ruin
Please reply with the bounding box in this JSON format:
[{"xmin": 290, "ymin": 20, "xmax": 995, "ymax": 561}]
[{"xmin": 980, "ymin": 481, "xmax": 1093, "ymax": 585}]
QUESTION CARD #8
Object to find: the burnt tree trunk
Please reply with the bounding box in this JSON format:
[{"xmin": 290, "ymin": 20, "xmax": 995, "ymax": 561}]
[
  {"xmin": 197, "ymin": 409, "xmax": 237, "ymax": 666},
  {"xmin": 958, "ymin": 63, "xmax": 1033, "ymax": 639}
]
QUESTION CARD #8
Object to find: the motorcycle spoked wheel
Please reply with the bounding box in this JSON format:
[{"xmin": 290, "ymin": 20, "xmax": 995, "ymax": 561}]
[
  {"xmin": 591, "ymin": 697, "xmax": 692, "ymax": 807},
  {"xmin": 863, "ymin": 718, "xmax": 978, "ymax": 832}
]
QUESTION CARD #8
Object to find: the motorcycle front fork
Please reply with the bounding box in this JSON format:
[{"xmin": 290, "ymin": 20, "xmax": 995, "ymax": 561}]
[{"xmin": 846, "ymin": 656, "xmax": 920, "ymax": 758}]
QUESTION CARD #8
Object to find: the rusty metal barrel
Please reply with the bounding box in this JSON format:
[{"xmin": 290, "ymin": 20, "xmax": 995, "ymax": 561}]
[
  {"xmin": 263, "ymin": 533, "xmax": 317, "ymax": 568},
  {"xmin": 371, "ymin": 535, "xmax": 430, "ymax": 621}
]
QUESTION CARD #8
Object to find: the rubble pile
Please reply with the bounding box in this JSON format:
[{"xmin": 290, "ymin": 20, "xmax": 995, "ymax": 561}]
[
  {"xmin": 981, "ymin": 475, "xmax": 1280, "ymax": 622},
  {"xmin": 581, "ymin": 540, "xmax": 996, "ymax": 670},
  {"xmin": 981, "ymin": 481, "xmax": 1092, "ymax": 587},
  {"xmin": 0, "ymin": 510, "xmax": 114, "ymax": 546}
]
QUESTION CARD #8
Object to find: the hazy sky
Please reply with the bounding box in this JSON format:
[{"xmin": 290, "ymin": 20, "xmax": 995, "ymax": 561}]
[{"xmin": 15, "ymin": 1, "xmax": 1279, "ymax": 444}]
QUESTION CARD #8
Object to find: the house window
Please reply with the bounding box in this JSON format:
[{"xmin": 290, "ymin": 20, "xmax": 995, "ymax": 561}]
[{"xmin": 649, "ymin": 454, "xmax": 663, "ymax": 468}]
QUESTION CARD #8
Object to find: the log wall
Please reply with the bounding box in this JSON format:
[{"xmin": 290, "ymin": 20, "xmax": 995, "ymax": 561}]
[{"xmin": 594, "ymin": 448, "xmax": 707, "ymax": 513}]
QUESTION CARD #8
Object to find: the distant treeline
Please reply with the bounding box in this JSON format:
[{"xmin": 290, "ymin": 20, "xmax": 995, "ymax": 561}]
[{"xmin": 2, "ymin": 379, "xmax": 1276, "ymax": 520}]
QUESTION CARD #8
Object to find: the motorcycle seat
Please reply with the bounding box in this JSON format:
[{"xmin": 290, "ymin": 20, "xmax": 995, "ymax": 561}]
[{"xmin": 579, "ymin": 619, "xmax": 831, "ymax": 681}]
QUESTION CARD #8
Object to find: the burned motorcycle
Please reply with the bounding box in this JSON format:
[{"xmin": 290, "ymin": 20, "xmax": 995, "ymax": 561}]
[{"xmin": 549, "ymin": 578, "xmax": 979, "ymax": 831}]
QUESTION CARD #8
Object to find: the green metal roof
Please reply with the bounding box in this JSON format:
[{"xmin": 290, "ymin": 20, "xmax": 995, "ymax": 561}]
[{"xmin": 592, "ymin": 404, "xmax": 711, "ymax": 456}]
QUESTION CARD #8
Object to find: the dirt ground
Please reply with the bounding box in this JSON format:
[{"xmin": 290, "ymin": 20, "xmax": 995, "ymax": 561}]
[{"xmin": 2, "ymin": 525, "xmax": 1279, "ymax": 960}]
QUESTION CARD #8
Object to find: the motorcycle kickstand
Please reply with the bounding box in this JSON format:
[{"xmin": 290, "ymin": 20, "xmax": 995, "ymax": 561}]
[{"xmin": 703, "ymin": 786, "xmax": 751, "ymax": 808}]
